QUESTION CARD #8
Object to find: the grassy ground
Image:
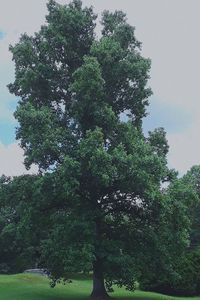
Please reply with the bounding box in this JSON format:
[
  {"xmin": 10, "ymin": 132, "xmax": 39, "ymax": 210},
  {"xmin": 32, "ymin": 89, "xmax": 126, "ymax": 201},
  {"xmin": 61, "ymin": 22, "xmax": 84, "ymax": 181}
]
[{"xmin": 0, "ymin": 273, "xmax": 200, "ymax": 300}]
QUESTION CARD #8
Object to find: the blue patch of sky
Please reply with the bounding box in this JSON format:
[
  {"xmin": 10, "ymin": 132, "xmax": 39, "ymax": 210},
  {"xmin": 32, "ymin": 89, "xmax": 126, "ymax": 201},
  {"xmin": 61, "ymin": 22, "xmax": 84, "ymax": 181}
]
[
  {"xmin": 8, "ymin": 98, "xmax": 18, "ymax": 111},
  {"xmin": 0, "ymin": 121, "xmax": 16, "ymax": 145},
  {"xmin": 0, "ymin": 31, "xmax": 5, "ymax": 40},
  {"xmin": 0, "ymin": 99, "xmax": 18, "ymax": 145},
  {"xmin": 142, "ymin": 96, "xmax": 193, "ymax": 135}
]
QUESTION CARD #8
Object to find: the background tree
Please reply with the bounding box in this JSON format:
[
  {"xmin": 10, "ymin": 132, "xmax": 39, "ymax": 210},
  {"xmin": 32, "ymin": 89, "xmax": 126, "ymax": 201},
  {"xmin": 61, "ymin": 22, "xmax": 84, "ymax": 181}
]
[
  {"xmin": 0, "ymin": 175, "xmax": 40, "ymax": 273},
  {"xmin": 9, "ymin": 1, "xmax": 177, "ymax": 299},
  {"xmin": 0, "ymin": 172, "xmax": 74, "ymax": 274},
  {"xmin": 139, "ymin": 177, "xmax": 198, "ymax": 295},
  {"xmin": 182, "ymin": 165, "xmax": 200, "ymax": 247}
]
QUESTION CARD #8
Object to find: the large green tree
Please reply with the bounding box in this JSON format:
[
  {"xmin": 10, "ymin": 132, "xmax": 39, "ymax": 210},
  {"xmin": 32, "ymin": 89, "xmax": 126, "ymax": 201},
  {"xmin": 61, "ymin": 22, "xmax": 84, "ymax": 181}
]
[{"xmin": 9, "ymin": 1, "xmax": 175, "ymax": 299}]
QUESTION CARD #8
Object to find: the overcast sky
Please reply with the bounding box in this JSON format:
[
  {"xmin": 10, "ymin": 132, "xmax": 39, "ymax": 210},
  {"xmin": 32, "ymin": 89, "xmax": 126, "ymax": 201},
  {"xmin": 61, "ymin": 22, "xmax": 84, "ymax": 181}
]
[{"xmin": 0, "ymin": 0, "xmax": 200, "ymax": 176}]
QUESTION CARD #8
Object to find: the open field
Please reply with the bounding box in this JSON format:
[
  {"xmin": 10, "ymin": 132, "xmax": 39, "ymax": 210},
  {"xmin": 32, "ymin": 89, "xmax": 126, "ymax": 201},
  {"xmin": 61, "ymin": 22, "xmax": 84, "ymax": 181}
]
[{"xmin": 0, "ymin": 273, "xmax": 200, "ymax": 300}]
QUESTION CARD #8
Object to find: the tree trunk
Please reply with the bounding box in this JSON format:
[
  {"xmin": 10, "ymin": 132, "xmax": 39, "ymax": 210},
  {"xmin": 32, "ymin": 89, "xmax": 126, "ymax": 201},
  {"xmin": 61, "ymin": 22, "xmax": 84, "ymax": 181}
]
[{"xmin": 89, "ymin": 261, "xmax": 110, "ymax": 300}]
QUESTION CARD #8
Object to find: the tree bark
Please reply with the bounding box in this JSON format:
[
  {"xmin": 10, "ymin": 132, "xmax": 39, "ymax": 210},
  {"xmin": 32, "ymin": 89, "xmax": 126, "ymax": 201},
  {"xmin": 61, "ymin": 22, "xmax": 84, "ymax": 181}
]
[{"xmin": 89, "ymin": 260, "xmax": 110, "ymax": 300}]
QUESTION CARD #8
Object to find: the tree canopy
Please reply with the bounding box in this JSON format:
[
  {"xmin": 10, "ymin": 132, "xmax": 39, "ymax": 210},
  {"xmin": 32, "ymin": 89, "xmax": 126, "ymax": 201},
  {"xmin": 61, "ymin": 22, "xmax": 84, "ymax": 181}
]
[{"xmin": 8, "ymin": 1, "xmax": 189, "ymax": 299}]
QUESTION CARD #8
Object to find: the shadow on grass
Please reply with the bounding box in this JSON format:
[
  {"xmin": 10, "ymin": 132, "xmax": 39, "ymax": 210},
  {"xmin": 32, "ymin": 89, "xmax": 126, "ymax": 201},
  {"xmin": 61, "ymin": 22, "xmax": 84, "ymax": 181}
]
[
  {"xmin": 113, "ymin": 291, "xmax": 174, "ymax": 300},
  {"xmin": 35, "ymin": 294, "xmax": 88, "ymax": 300},
  {"xmin": 37, "ymin": 296, "xmax": 143, "ymax": 300},
  {"xmin": 68, "ymin": 273, "xmax": 92, "ymax": 281}
]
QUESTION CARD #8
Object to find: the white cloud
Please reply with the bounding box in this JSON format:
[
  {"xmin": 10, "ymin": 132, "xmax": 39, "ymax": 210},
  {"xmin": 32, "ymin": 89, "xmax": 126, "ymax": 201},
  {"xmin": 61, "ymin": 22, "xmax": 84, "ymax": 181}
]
[
  {"xmin": 0, "ymin": 1, "xmax": 47, "ymax": 36},
  {"xmin": 0, "ymin": 142, "xmax": 37, "ymax": 177},
  {"xmin": 0, "ymin": 1, "xmax": 48, "ymax": 65}
]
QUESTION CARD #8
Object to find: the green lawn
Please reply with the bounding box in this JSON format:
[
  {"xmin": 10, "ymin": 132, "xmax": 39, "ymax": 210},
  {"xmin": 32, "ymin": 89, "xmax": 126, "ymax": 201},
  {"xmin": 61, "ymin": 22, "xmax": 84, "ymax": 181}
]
[{"xmin": 0, "ymin": 273, "xmax": 200, "ymax": 300}]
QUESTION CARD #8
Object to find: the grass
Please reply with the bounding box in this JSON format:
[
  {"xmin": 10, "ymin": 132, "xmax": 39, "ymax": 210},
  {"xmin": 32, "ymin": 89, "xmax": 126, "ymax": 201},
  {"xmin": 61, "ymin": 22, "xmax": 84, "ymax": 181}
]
[{"xmin": 0, "ymin": 273, "xmax": 200, "ymax": 300}]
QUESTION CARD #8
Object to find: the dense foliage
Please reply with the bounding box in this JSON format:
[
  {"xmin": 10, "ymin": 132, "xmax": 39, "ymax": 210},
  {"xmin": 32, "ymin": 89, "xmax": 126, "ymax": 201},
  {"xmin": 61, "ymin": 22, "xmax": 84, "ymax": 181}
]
[
  {"xmin": 140, "ymin": 174, "xmax": 200, "ymax": 296},
  {"xmin": 0, "ymin": 175, "xmax": 39, "ymax": 273},
  {"xmin": 182, "ymin": 165, "xmax": 200, "ymax": 246},
  {"xmin": 141, "ymin": 247, "xmax": 200, "ymax": 297},
  {"xmin": 7, "ymin": 1, "xmax": 194, "ymax": 299}
]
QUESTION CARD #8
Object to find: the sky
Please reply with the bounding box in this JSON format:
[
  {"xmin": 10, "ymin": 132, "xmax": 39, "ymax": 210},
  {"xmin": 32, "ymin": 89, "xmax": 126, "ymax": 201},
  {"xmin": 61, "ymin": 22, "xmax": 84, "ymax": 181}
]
[{"xmin": 0, "ymin": 0, "xmax": 200, "ymax": 176}]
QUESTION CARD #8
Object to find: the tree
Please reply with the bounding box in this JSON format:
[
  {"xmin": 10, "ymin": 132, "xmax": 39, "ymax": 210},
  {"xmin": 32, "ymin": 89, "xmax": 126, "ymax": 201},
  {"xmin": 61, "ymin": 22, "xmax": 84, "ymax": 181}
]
[
  {"xmin": 0, "ymin": 175, "xmax": 41, "ymax": 273},
  {"xmin": 9, "ymin": 1, "xmax": 174, "ymax": 299},
  {"xmin": 139, "ymin": 177, "xmax": 197, "ymax": 295},
  {"xmin": 181, "ymin": 165, "xmax": 200, "ymax": 247}
]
